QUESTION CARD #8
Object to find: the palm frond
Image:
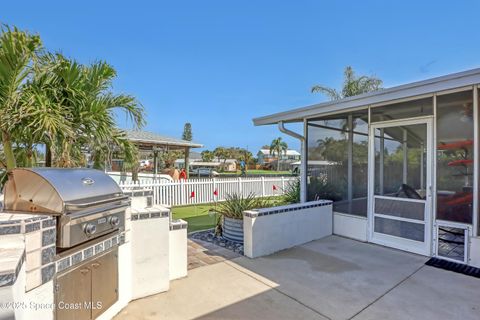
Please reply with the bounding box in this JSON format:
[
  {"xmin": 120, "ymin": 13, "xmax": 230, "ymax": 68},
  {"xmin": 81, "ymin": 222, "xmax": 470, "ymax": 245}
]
[{"xmin": 310, "ymin": 86, "xmax": 342, "ymax": 100}]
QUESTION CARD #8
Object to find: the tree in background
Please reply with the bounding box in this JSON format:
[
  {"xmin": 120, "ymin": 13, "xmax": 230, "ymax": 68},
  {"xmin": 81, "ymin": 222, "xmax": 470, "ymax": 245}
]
[
  {"xmin": 182, "ymin": 122, "xmax": 192, "ymax": 141},
  {"xmin": 238, "ymin": 149, "xmax": 253, "ymax": 166},
  {"xmin": 0, "ymin": 25, "xmax": 145, "ymax": 172},
  {"xmin": 311, "ymin": 66, "xmax": 382, "ymax": 132},
  {"xmin": 159, "ymin": 150, "xmax": 182, "ymax": 168},
  {"xmin": 26, "ymin": 53, "xmax": 144, "ymax": 168},
  {"xmin": 204, "ymin": 147, "xmax": 252, "ymax": 171},
  {"xmin": 213, "ymin": 147, "xmax": 229, "ymax": 168},
  {"xmin": 201, "ymin": 150, "xmax": 214, "ymax": 162},
  {"xmin": 269, "ymin": 137, "xmax": 288, "ymax": 171},
  {"xmin": 0, "ymin": 26, "xmax": 42, "ymax": 169},
  {"xmin": 311, "ymin": 66, "xmax": 382, "ymax": 100}
]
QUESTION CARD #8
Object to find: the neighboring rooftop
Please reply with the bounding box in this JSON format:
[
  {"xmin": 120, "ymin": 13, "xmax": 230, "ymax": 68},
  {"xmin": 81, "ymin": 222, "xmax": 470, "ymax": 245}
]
[
  {"xmin": 253, "ymin": 67, "xmax": 480, "ymax": 125},
  {"xmin": 125, "ymin": 130, "xmax": 203, "ymax": 151}
]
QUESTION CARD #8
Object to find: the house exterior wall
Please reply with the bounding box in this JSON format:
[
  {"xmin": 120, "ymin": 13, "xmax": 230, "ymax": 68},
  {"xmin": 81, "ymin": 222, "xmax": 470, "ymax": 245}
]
[{"xmin": 333, "ymin": 212, "xmax": 368, "ymax": 242}]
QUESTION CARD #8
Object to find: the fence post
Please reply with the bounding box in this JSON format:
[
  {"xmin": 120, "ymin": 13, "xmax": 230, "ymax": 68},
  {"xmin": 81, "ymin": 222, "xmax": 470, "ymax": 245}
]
[
  {"xmin": 261, "ymin": 176, "xmax": 266, "ymax": 197},
  {"xmin": 180, "ymin": 179, "xmax": 186, "ymax": 206},
  {"xmin": 213, "ymin": 178, "xmax": 217, "ymax": 201},
  {"xmin": 238, "ymin": 177, "xmax": 242, "ymax": 195},
  {"xmin": 281, "ymin": 176, "xmax": 286, "ymax": 191}
]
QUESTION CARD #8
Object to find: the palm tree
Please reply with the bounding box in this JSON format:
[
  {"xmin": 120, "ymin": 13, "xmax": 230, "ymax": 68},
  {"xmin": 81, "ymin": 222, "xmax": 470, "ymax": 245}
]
[
  {"xmin": 0, "ymin": 26, "xmax": 145, "ymax": 173},
  {"xmin": 201, "ymin": 150, "xmax": 215, "ymax": 162},
  {"xmin": 311, "ymin": 66, "xmax": 382, "ymax": 100},
  {"xmin": 28, "ymin": 54, "xmax": 144, "ymax": 168},
  {"xmin": 0, "ymin": 26, "xmax": 42, "ymax": 169},
  {"xmin": 214, "ymin": 147, "xmax": 230, "ymax": 168},
  {"xmin": 269, "ymin": 137, "xmax": 288, "ymax": 171}
]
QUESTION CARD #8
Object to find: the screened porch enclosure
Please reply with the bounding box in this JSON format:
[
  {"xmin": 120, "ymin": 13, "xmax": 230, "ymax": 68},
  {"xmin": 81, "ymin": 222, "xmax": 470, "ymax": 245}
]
[{"xmin": 306, "ymin": 88, "xmax": 477, "ymax": 260}]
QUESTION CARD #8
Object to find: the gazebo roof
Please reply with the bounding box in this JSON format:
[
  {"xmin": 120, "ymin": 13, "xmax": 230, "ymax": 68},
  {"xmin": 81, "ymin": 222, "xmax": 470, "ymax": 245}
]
[{"xmin": 125, "ymin": 130, "xmax": 203, "ymax": 151}]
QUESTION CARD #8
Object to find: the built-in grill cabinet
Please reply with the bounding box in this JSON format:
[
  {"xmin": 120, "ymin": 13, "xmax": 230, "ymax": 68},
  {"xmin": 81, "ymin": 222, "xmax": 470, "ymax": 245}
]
[
  {"xmin": 55, "ymin": 247, "xmax": 118, "ymax": 320},
  {"xmin": 2, "ymin": 168, "xmax": 128, "ymax": 320}
]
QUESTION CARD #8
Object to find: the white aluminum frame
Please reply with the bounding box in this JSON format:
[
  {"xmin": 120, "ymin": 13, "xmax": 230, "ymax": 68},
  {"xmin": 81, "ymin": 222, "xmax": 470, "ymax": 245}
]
[
  {"xmin": 368, "ymin": 116, "xmax": 434, "ymax": 256},
  {"xmin": 473, "ymin": 85, "xmax": 479, "ymax": 237},
  {"xmin": 434, "ymin": 220, "xmax": 471, "ymax": 264},
  {"xmin": 301, "ymin": 86, "xmax": 479, "ymax": 257}
]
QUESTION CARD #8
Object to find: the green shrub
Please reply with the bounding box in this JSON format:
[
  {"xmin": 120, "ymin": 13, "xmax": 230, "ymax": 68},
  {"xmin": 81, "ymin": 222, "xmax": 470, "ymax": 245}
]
[
  {"xmin": 211, "ymin": 193, "xmax": 271, "ymax": 220},
  {"xmin": 282, "ymin": 180, "xmax": 300, "ymax": 204}
]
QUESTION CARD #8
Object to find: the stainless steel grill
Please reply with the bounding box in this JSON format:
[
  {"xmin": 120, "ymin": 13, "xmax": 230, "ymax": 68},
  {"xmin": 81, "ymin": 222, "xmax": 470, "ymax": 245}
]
[{"xmin": 3, "ymin": 168, "xmax": 128, "ymax": 248}]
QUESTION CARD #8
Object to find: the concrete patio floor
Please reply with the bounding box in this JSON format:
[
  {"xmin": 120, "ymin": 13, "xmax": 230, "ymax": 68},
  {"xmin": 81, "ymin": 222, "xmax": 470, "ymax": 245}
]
[{"xmin": 115, "ymin": 236, "xmax": 480, "ymax": 320}]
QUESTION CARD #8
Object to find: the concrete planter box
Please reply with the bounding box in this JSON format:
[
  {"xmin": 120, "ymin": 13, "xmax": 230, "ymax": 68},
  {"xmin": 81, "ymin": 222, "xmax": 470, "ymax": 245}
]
[
  {"xmin": 243, "ymin": 200, "xmax": 333, "ymax": 258},
  {"xmin": 222, "ymin": 216, "xmax": 244, "ymax": 243}
]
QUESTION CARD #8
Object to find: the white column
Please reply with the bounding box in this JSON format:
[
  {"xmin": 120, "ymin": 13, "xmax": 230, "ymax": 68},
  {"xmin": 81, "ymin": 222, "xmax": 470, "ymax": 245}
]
[
  {"xmin": 403, "ymin": 128, "xmax": 408, "ymax": 184},
  {"xmin": 380, "ymin": 128, "xmax": 385, "ymax": 195},
  {"xmin": 473, "ymin": 86, "xmax": 479, "ymax": 237},
  {"xmin": 347, "ymin": 114, "xmax": 353, "ymax": 213},
  {"xmin": 300, "ymin": 119, "xmax": 308, "ymax": 203}
]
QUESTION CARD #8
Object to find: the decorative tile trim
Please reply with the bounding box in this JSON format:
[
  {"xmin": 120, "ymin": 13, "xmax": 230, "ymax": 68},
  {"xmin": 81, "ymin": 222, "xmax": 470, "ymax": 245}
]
[
  {"xmin": 0, "ymin": 273, "xmax": 15, "ymax": 287},
  {"xmin": 56, "ymin": 233, "xmax": 123, "ymax": 274},
  {"xmin": 25, "ymin": 222, "xmax": 41, "ymax": 233},
  {"xmin": 83, "ymin": 247, "xmax": 94, "ymax": 259},
  {"xmin": 0, "ymin": 225, "xmax": 21, "ymax": 235},
  {"xmin": 0, "ymin": 219, "xmax": 22, "ymax": 225},
  {"xmin": 243, "ymin": 200, "xmax": 333, "ymax": 218},
  {"xmin": 0, "ymin": 250, "xmax": 25, "ymax": 288},
  {"xmin": 126, "ymin": 189, "xmax": 154, "ymax": 197},
  {"xmin": 94, "ymin": 243, "xmax": 104, "ymax": 254},
  {"xmin": 71, "ymin": 252, "xmax": 83, "ymax": 266},
  {"xmin": 0, "ymin": 215, "xmax": 53, "ymax": 235},
  {"xmin": 131, "ymin": 209, "xmax": 169, "ymax": 221},
  {"xmin": 41, "ymin": 246, "xmax": 55, "ymax": 265},
  {"xmin": 41, "ymin": 228, "xmax": 56, "ymax": 246},
  {"xmin": 42, "ymin": 219, "xmax": 56, "ymax": 228},
  {"xmin": 24, "ymin": 216, "xmax": 49, "ymax": 223},
  {"xmin": 56, "ymin": 257, "xmax": 71, "ymax": 272},
  {"xmin": 41, "ymin": 263, "xmax": 55, "ymax": 283},
  {"xmin": 170, "ymin": 219, "xmax": 188, "ymax": 230},
  {"xmin": 119, "ymin": 233, "xmax": 126, "ymax": 245}
]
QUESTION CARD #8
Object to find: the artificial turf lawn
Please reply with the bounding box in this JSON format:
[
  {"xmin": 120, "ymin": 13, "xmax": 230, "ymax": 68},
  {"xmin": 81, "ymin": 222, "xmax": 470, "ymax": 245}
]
[
  {"xmin": 171, "ymin": 197, "xmax": 285, "ymax": 233},
  {"xmin": 171, "ymin": 204, "xmax": 218, "ymax": 233}
]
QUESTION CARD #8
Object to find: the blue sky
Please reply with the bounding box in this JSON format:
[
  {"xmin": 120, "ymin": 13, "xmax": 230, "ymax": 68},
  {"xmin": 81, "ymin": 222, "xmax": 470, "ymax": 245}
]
[{"xmin": 2, "ymin": 1, "xmax": 480, "ymax": 153}]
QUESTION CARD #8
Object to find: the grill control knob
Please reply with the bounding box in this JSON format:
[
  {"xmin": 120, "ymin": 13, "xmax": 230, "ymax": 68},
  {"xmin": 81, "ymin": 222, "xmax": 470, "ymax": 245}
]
[
  {"xmin": 84, "ymin": 223, "xmax": 97, "ymax": 236},
  {"xmin": 109, "ymin": 216, "xmax": 120, "ymax": 227}
]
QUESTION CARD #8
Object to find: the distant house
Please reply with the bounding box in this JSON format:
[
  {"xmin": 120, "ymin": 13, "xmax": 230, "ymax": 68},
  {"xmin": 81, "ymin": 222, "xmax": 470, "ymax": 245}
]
[
  {"xmin": 257, "ymin": 149, "xmax": 301, "ymax": 165},
  {"xmin": 175, "ymin": 156, "xmax": 237, "ymax": 172}
]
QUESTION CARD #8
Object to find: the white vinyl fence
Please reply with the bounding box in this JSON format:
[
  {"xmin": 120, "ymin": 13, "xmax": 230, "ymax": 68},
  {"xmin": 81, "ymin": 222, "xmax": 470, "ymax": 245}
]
[{"xmin": 119, "ymin": 176, "xmax": 297, "ymax": 207}]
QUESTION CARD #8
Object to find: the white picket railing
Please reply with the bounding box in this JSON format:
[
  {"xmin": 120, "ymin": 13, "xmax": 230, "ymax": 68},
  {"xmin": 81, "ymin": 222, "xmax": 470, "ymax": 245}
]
[{"xmin": 118, "ymin": 176, "xmax": 297, "ymax": 207}]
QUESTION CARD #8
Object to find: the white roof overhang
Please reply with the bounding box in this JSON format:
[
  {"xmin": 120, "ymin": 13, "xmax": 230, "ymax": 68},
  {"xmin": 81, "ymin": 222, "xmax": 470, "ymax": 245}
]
[{"xmin": 253, "ymin": 68, "xmax": 480, "ymax": 126}]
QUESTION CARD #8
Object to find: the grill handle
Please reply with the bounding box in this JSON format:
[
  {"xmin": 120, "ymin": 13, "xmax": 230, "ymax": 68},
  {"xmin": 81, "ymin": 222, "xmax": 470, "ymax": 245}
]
[{"xmin": 64, "ymin": 195, "xmax": 130, "ymax": 210}]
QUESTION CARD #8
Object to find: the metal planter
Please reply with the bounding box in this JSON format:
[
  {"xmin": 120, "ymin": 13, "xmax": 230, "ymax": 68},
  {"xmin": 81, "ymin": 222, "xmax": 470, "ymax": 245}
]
[{"xmin": 222, "ymin": 216, "xmax": 243, "ymax": 243}]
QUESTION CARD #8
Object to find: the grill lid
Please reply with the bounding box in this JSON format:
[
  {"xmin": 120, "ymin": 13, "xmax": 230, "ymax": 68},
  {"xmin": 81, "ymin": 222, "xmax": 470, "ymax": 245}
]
[{"xmin": 3, "ymin": 168, "xmax": 125, "ymax": 214}]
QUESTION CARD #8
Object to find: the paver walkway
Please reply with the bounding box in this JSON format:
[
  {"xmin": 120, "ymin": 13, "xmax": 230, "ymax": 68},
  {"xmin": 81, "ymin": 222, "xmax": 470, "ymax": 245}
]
[{"xmin": 187, "ymin": 238, "xmax": 241, "ymax": 270}]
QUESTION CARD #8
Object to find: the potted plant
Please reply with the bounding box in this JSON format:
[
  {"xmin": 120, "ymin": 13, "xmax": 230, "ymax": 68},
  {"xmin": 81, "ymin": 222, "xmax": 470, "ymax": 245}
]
[{"xmin": 213, "ymin": 193, "xmax": 270, "ymax": 242}]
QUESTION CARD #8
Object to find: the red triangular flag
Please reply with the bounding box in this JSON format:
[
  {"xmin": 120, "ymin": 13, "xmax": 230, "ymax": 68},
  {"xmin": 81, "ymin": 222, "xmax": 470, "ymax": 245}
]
[
  {"xmin": 190, "ymin": 191, "xmax": 195, "ymax": 198},
  {"xmin": 272, "ymin": 185, "xmax": 277, "ymax": 191},
  {"xmin": 213, "ymin": 189, "xmax": 218, "ymax": 196}
]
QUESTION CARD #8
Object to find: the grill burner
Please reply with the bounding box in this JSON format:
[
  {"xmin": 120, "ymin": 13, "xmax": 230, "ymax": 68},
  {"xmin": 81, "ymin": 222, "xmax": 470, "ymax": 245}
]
[{"xmin": 3, "ymin": 168, "xmax": 128, "ymax": 249}]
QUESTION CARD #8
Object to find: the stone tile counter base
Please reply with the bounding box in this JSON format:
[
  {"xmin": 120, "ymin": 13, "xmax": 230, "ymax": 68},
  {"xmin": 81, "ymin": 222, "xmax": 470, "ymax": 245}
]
[
  {"xmin": 0, "ymin": 214, "xmax": 56, "ymax": 320},
  {"xmin": 243, "ymin": 200, "xmax": 333, "ymax": 258},
  {"xmin": 0, "ymin": 202, "xmax": 189, "ymax": 320}
]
